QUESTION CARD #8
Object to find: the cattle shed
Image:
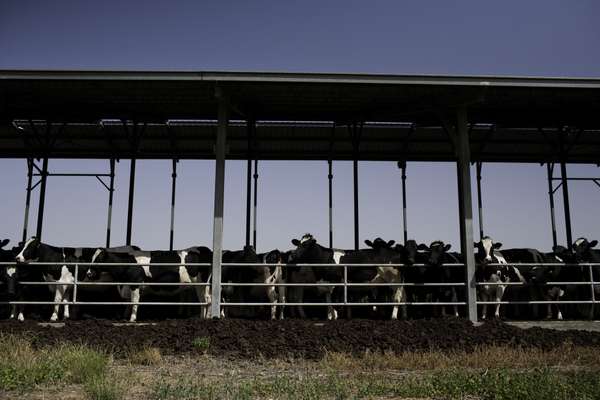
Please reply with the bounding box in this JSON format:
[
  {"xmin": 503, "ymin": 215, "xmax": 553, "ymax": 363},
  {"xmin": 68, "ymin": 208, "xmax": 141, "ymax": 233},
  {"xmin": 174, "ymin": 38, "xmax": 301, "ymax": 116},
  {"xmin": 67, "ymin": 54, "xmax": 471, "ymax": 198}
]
[{"xmin": 1, "ymin": 70, "xmax": 600, "ymax": 322}]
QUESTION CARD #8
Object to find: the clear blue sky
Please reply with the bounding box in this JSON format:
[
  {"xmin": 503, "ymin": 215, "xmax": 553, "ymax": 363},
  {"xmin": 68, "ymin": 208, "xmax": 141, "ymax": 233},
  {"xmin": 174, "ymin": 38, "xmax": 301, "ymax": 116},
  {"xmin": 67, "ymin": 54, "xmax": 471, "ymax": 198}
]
[{"xmin": 1, "ymin": 0, "xmax": 599, "ymax": 252}]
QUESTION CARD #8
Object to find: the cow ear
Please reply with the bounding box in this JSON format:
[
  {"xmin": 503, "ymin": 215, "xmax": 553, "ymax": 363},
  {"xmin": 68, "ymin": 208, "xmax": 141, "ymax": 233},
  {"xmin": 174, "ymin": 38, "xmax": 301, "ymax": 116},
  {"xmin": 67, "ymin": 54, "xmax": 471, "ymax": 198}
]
[
  {"xmin": 444, "ymin": 244, "xmax": 452, "ymax": 251},
  {"xmin": 387, "ymin": 240, "xmax": 395, "ymax": 247},
  {"xmin": 364, "ymin": 240, "xmax": 373, "ymax": 248},
  {"xmin": 0, "ymin": 239, "xmax": 8, "ymax": 248},
  {"xmin": 417, "ymin": 243, "xmax": 428, "ymax": 251},
  {"xmin": 493, "ymin": 242, "xmax": 503, "ymax": 249},
  {"xmin": 291, "ymin": 239, "xmax": 300, "ymax": 246},
  {"xmin": 474, "ymin": 242, "xmax": 478, "ymax": 248},
  {"xmin": 590, "ymin": 240, "xmax": 598, "ymax": 248}
]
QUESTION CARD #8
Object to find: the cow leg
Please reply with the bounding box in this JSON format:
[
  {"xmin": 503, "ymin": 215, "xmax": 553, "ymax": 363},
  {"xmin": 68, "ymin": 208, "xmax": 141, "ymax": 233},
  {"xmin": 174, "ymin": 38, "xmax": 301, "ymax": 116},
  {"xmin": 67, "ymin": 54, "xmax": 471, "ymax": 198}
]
[
  {"xmin": 129, "ymin": 287, "xmax": 140, "ymax": 322},
  {"xmin": 480, "ymin": 289, "xmax": 488, "ymax": 320},
  {"xmin": 390, "ymin": 286, "xmax": 407, "ymax": 320},
  {"xmin": 278, "ymin": 284, "xmax": 286, "ymax": 320},
  {"xmin": 494, "ymin": 285, "xmax": 506, "ymax": 319},
  {"xmin": 325, "ymin": 288, "xmax": 338, "ymax": 320},
  {"xmin": 451, "ymin": 288, "xmax": 459, "ymax": 317},
  {"xmin": 267, "ymin": 281, "xmax": 277, "ymax": 320},
  {"xmin": 50, "ymin": 283, "xmax": 65, "ymax": 322}
]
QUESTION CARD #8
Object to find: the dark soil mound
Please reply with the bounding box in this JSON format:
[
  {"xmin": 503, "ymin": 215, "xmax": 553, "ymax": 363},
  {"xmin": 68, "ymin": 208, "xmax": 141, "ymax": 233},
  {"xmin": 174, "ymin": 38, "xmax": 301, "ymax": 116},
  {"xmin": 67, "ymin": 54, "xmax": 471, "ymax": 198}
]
[{"xmin": 2, "ymin": 318, "xmax": 600, "ymax": 359}]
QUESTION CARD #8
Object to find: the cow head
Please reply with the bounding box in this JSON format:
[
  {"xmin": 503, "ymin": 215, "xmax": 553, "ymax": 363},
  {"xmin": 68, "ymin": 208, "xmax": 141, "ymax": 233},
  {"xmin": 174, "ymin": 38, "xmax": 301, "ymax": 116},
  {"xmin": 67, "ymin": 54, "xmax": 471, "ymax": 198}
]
[
  {"xmin": 572, "ymin": 237, "xmax": 598, "ymax": 263},
  {"xmin": 364, "ymin": 238, "xmax": 403, "ymax": 264},
  {"xmin": 393, "ymin": 239, "xmax": 419, "ymax": 266},
  {"xmin": 263, "ymin": 249, "xmax": 290, "ymax": 264},
  {"xmin": 424, "ymin": 240, "xmax": 452, "ymax": 267},
  {"xmin": 86, "ymin": 248, "xmax": 107, "ymax": 280},
  {"xmin": 0, "ymin": 239, "xmax": 18, "ymax": 298},
  {"xmin": 290, "ymin": 233, "xmax": 319, "ymax": 263},
  {"xmin": 474, "ymin": 236, "xmax": 502, "ymax": 264},
  {"xmin": 552, "ymin": 245, "xmax": 575, "ymax": 264},
  {"xmin": 15, "ymin": 237, "xmax": 40, "ymax": 263}
]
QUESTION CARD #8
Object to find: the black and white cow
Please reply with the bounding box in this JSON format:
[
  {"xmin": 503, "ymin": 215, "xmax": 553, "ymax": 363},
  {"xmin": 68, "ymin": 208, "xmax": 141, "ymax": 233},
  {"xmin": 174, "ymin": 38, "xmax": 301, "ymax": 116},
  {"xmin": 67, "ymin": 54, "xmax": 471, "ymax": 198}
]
[
  {"xmin": 1, "ymin": 239, "xmax": 20, "ymax": 318},
  {"xmin": 257, "ymin": 249, "xmax": 290, "ymax": 320},
  {"xmin": 288, "ymin": 234, "xmax": 344, "ymax": 320},
  {"xmin": 474, "ymin": 236, "xmax": 525, "ymax": 319},
  {"xmin": 289, "ymin": 234, "xmax": 409, "ymax": 320},
  {"xmin": 14, "ymin": 237, "xmax": 99, "ymax": 321},
  {"xmin": 88, "ymin": 246, "xmax": 212, "ymax": 322},
  {"xmin": 571, "ymin": 237, "xmax": 600, "ymax": 318},
  {"xmin": 362, "ymin": 238, "xmax": 409, "ymax": 320},
  {"xmin": 419, "ymin": 241, "xmax": 464, "ymax": 317},
  {"xmin": 220, "ymin": 245, "xmax": 262, "ymax": 318}
]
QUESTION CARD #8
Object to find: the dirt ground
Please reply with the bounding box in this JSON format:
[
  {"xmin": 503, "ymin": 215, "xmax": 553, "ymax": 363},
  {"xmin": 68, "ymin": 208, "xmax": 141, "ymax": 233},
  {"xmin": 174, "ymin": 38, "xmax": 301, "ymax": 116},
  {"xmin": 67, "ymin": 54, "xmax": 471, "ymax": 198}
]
[{"xmin": 2, "ymin": 318, "xmax": 600, "ymax": 359}]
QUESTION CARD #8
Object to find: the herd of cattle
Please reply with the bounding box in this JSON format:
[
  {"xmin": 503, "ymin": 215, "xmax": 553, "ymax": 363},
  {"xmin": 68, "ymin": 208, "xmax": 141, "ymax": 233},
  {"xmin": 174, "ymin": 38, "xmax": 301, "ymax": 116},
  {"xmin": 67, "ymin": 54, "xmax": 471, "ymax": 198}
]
[{"xmin": 1, "ymin": 234, "xmax": 600, "ymax": 322}]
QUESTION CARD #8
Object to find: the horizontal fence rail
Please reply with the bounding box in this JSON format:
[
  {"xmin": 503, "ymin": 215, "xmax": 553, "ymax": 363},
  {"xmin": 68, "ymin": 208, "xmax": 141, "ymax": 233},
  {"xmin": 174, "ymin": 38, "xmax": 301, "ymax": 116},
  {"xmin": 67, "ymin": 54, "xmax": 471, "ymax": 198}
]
[{"xmin": 1, "ymin": 261, "xmax": 600, "ymax": 310}]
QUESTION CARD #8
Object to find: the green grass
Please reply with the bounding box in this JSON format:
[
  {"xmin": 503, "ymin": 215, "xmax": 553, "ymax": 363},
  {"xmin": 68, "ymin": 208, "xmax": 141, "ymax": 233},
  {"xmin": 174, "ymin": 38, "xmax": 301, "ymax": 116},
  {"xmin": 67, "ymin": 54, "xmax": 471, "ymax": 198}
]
[
  {"xmin": 191, "ymin": 336, "xmax": 210, "ymax": 352},
  {"xmin": 0, "ymin": 333, "xmax": 123, "ymax": 399},
  {"xmin": 151, "ymin": 369, "xmax": 600, "ymax": 400}
]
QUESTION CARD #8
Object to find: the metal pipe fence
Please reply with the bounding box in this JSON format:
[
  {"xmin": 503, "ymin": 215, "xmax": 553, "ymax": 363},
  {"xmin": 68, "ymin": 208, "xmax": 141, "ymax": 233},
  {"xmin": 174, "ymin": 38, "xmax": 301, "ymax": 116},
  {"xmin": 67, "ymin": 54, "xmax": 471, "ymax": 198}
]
[{"xmin": 1, "ymin": 261, "xmax": 599, "ymax": 309}]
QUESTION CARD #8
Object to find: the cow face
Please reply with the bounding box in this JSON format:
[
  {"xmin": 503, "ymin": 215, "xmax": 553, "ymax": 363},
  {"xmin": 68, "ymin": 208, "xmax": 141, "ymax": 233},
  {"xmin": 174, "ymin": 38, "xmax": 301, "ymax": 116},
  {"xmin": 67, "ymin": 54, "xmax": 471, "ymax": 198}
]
[
  {"xmin": 365, "ymin": 238, "xmax": 402, "ymax": 264},
  {"xmin": 290, "ymin": 233, "xmax": 319, "ymax": 263},
  {"xmin": 474, "ymin": 236, "xmax": 502, "ymax": 263},
  {"xmin": 572, "ymin": 238, "xmax": 598, "ymax": 263},
  {"xmin": 0, "ymin": 240, "xmax": 17, "ymax": 297},
  {"xmin": 552, "ymin": 245, "xmax": 575, "ymax": 263},
  {"xmin": 87, "ymin": 248, "xmax": 107, "ymax": 280},
  {"xmin": 15, "ymin": 237, "xmax": 40, "ymax": 263},
  {"xmin": 393, "ymin": 239, "xmax": 418, "ymax": 266},
  {"xmin": 426, "ymin": 241, "xmax": 452, "ymax": 266}
]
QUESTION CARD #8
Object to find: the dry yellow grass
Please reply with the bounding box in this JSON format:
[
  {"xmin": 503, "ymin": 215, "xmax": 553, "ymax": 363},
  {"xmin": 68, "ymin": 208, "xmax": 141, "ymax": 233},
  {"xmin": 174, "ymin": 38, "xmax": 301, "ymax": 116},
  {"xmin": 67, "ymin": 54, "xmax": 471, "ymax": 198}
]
[
  {"xmin": 127, "ymin": 346, "xmax": 163, "ymax": 366},
  {"xmin": 321, "ymin": 343, "xmax": 600, "ymax": 371}
]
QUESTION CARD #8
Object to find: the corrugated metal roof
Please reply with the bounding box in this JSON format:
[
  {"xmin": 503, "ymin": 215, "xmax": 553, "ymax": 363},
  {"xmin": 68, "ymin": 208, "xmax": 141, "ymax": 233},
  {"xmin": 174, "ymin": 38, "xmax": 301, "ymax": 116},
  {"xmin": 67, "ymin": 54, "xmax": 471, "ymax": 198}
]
[{"xmin": 0, "ymin": 70, "xmax": 599, "ymax": 162}]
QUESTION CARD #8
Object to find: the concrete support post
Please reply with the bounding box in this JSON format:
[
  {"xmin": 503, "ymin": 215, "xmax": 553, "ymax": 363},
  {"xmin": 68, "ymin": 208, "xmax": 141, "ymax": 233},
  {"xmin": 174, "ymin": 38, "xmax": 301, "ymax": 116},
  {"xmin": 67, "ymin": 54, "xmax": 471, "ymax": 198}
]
[
  {"xmin": 455, "ymin": 109, "xmax": 478, "ymax": 322},
  {"xmin": 546, "ymin": 163, "xmax": 558, "ymax": 248},
  {"xmin": 210, "ymin": 93, "xmax": 228, "ymax": 318}
]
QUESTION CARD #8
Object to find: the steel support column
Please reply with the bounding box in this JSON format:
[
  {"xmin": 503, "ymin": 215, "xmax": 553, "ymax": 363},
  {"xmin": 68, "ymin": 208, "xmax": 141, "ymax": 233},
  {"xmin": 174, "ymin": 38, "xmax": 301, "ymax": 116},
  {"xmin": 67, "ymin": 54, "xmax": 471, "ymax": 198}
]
[
  {"xmin": 125, "ymin": 158, "xmax": 136, "ymax": 246},
  {"xmin": 476, "ymin": 161, "xmax": 484, "ymax": 240},
  {"xmin": 546, "ymin": 163, "xmax": 558, "ymax": 248},
  {"xmin": 398, "ymin": 161, "xmax": 408, "ymax": 244},
  {"xmin": 169, "ymin": 159, "xmax": 178, "ymax": 251},
  {"xmin": 245, "ymin": 119, "xmax": 254, "ymax": 248},
  {"xmin": 328, "ymin": 159, "xmax": 333, "ymax": 249},
  {"xmin": 210, "ymin": 93, "xmax": 228, "ymax": 319},
  {"xmin": 105, "ymin": 159, "xmax": 115, "ymax": 248},
  {"xmin": 253, "ymin": 160, "xmax": 258, "ymax": 249},
  {"xmin": 22, "ymin": 158, "xmax": 34, "ymax": 242},
  {"xmin": 560, "ymin": 160, "xmax": 573, "ymax": 249},
  {"xmin": 454, "ymin": 109, "xmax": 478, "ymax": 322},
  {"xmin": 350, "ymin": 123, "xmax": 362, "ymax": 251},
  {"xmin": 35, "ymin": 158, "xmax": 49, "ymax": 240}
]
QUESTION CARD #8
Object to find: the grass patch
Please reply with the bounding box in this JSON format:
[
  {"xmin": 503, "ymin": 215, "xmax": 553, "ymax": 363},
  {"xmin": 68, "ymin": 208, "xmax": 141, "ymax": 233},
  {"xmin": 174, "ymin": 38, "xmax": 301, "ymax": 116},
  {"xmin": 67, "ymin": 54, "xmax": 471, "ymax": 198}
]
[
  {"xmin": 84, "ymin": 373, "xmax": 126, "ymax": 400},
  {"xmin": 128, "ymin": 346, "xmax": 163, "ymax": 366},
  {"xmin": 191, "ymin": 336, "xmax": 210, "ymax": 353},
  {"xmin": 321, "ymin": 343, "xmax": 600, "ymax": 371},
  {"xmin": 151, "ymin": 368, "xmax": 600, "ymax": 400},
  {"xmin": 0, "ymin": 333, "xmax": 118, "ymax": 395}
]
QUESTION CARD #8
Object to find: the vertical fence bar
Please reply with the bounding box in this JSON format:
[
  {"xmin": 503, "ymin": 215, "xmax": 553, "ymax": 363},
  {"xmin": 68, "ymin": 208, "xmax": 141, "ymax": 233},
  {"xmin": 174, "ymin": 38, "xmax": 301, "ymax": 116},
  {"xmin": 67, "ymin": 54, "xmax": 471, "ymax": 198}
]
[
  {"xmin": 328, "ymin": 160, "xmax": 333, "ymax": 248},
  {"xmin": 343, "ymin": 264, "xmax": 348, "ymax": 305},
  {"xmin": 22, "ymin": 158, "xmax": 34, "ymax": 242},
  {"xmin": 35, "ymin": 157, "xmax": 49, "ymax": 240},
  {"xmin": 546, "ymin": 163, "xmax": 558, "ymax": 248},
  {"xmin": 560, "ymin": 160, "xmax": 573, "ymax": 249},
  {"xmin": 126, "ymin": 158, "xmax": 136, "ymax": 246},
  {"xmin": 588, "ymin": 264, "xmax": 596, "ymax": 320},
  {"xmin": 73, "ymin": 264, "xmax": 79, "ymax": 304},
  {"xmin": 476, "ymin": 161, "xmax": 484, "ymax": 240},
  {"xmin": 210, "ymin": 93, "xmax": 228, "ymax": 318},
  {"xmin": 169, "ymin": 159, "xmax": 177, "ymax": 251},
  {"xmin": 253, "ymin": 159, "xmax": 258, "ymax": 249},
  {"xmin": 455, "ymin": 109, "xmax": 478, "ymax": 322},
  {"xmin": 105, "ymin": 159, "xmax": 115, "ymax": 248}
]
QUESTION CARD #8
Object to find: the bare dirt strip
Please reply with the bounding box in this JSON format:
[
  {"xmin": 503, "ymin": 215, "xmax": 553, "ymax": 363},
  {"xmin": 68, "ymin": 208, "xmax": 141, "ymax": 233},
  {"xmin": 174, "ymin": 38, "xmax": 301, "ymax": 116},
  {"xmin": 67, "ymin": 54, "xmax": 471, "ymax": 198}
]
[{"xmin": 2, "ymin": 318, "xmax": 600, "ymax": 359}]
